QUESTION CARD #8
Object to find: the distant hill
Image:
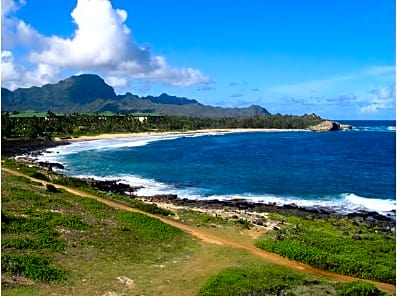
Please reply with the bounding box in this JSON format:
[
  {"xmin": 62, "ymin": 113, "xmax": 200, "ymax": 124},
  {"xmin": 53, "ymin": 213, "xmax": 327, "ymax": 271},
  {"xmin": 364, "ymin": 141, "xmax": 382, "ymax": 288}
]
[{"xmin": 1, "ymin": 74, "xmax": 270, "ymax": 118}]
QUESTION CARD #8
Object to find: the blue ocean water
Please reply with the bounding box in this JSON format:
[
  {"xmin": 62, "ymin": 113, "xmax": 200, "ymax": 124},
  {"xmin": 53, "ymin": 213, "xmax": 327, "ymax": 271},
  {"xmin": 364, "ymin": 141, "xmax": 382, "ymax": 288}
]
[{"xmin": 41, "ymin": 120, "xmax": 396, "ymax": 215}]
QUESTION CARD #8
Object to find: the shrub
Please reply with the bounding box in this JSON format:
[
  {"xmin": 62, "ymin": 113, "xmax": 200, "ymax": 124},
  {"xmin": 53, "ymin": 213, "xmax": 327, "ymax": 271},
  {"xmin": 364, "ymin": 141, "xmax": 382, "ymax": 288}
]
[
  {"xmin": 1, "ymin": 254, "xmax": 67, "ymax": 282},
  {"xmin": 2, "ymin": 235, "xmax": 65, "ymax": 251},
  {"xmin": 236, "ymin": 218, "xmax": 253, "ymax": 229},
  {"xmin": 336, "ymin": 281, "xmax": 386, "ymax": 296},
  {"xmin": 255, "ymin": 216, "xmax": 396, "ymax": 283},
  {"xmin": 46, "ymin": 184, "xmax": 60, "ymax": 193},
  {"xmin": 29, "ymin": 171, "xmax": 50, "ymax": 181},
  {"xmin": 198, "ymin": 264, "xmax": 315, "ymax": 295}
]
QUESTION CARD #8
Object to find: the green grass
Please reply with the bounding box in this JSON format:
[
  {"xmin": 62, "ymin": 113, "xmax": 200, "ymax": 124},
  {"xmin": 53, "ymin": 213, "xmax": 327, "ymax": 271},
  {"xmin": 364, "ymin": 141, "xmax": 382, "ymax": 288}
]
[
  {"xmin": 198, "ymin": 264, "xmax": 388, "ymax": 296},
  {"xmin": 1, "ymin": 169, "xmax": 195, "ymax": 293},
  {"xmin": 2, "ymin": 160, "xmax": 395, "ymax": 295},
  {"xmin": 117, "ymin": 211, "xmax": 182, "ymax": 241},
  {"xmin": 336, "ymin": 281, "xmax": 387, "ymax": 296},
  {"xmin": 198, "ymin": 263, "xmax": 307, "ymax": 295},
  {"xmin": 256, "ymin": 215, "xmax": 396, "ymax": 284},
  {"xmin": 2, "ymin": 235, "xmax": 65, "ymax": 251},
  {"xmin": 3, "ymin": 159, "xmax": 174, "ymax": 217},
  {"xmin": 50, "ymin": 171, "xmax": 175, "ymax": 216},
  {"xmin": 2, "ymin": 254, "xmax": 67, "ymax": 283}
]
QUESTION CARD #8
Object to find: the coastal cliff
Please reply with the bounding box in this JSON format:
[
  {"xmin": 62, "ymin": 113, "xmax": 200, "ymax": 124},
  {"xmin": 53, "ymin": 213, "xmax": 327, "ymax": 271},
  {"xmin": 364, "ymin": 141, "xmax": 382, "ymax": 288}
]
[{"xmin": 309, "ymin": 120, "xmax": 352, "ymax": 132}]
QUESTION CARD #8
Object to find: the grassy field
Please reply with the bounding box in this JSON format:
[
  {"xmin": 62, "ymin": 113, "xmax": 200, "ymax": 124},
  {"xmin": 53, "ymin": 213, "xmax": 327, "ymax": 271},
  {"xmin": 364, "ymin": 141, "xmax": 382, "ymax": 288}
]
[
  {"xmin": 1, "ymin": 161, "xmax": 394, "ymax": 295},
  {"xmin": 256, "ymin": 213, "xmax": 396, "ymax": 284},
  {"xmin": 1, "ymin": 171, "xmax": 196, "ymax": 295}
]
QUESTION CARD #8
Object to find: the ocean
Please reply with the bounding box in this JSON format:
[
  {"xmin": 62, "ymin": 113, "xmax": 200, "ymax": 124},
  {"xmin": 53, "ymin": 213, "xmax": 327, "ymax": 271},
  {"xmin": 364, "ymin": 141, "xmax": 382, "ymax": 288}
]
[{"xmin": 39, "ymin": 120, "xmax": 396, "ymax": 217}]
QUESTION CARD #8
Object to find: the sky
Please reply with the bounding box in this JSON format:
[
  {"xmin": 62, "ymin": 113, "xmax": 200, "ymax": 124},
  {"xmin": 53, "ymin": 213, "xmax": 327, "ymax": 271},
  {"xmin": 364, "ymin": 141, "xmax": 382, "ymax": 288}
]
[{"xmin": 1, "ymin": 0, "xmax": 396, "ymax": 119}]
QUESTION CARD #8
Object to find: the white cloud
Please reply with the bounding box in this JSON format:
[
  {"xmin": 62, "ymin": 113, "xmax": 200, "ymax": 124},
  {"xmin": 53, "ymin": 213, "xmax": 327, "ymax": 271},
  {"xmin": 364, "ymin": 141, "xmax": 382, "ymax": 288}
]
[
  {"xmin": 1, "ymin": 0, "xmax": 211, "ymax": 89},
  {"xmin": 2, "ymin": 0, "xmax": 48, "ymax": 51},
  {"xmin": 1, "ymin": 51, "xmax": 19, "ymax": 86},
  {"xmin": 1, "ymin": 50, "xmax": 60, "ymax": 89},
  {"xmin": 1, "ymin": 0, "xmax": 25, "ymax": 17},
  {"xmin": 360, "ymin": 87, "xmax": 395, "ymax": 113},
  {"xmin": 104, "ymin": 76, "xmax": 128, "ymax": 88}
]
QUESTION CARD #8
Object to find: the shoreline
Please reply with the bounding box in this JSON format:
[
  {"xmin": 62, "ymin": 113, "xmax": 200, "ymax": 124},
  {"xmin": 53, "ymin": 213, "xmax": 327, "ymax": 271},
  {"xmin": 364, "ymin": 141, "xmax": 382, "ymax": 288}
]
[
  {"xmin": 54, "ymin": 128, "xmax": 308, "ymax": 142},
  {"xmin": 3, "ymin": 130, "xmax": 395, "ymax": 225}
]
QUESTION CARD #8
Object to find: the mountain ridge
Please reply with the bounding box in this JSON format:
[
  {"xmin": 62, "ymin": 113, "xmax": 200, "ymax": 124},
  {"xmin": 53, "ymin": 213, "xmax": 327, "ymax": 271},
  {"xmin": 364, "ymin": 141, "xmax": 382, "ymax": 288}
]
[{"xmin": 1, "ymin": 74, "xmax": 270, "ymax": 118}]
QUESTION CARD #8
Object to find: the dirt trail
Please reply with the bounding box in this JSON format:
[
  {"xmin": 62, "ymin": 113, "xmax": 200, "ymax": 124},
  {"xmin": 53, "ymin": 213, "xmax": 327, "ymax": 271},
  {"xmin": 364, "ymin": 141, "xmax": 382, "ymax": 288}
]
[{"xmin": 2, "ymin": 167, "xmax": 395, "ymax": 294}]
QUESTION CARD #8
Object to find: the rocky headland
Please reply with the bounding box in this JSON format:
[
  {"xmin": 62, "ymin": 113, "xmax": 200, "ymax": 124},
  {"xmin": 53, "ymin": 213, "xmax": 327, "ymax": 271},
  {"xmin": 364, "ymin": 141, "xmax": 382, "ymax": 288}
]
[{"xmin": 309, "ymin": 120, "xmax": 352, "ymax": 132}]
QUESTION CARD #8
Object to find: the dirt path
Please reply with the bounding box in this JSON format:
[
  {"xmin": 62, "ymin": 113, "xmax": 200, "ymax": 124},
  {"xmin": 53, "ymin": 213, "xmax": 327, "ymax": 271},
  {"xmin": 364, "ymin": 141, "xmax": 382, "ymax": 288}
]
[{"xmin": 3, "ymin": 167, "xmax": 395, "ymax": 294}]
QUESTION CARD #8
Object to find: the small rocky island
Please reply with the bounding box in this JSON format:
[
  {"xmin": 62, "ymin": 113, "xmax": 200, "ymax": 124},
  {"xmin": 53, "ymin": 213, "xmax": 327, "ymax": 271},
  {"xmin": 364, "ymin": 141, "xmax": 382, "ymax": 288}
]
[{"xmin": 309, "ymin": 120, "xmax": 352, "ymax": 132}]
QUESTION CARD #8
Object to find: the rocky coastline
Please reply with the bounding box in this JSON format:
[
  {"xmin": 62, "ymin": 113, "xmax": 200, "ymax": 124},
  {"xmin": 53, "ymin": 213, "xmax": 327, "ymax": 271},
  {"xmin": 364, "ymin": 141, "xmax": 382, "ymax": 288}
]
[
  {"xmin": 2, "ymin": 135, "xmax": 395, "ymax": 231},
  {"xmin": 1, "ymin": 138, "xmax": 71, "ymax": 158}
]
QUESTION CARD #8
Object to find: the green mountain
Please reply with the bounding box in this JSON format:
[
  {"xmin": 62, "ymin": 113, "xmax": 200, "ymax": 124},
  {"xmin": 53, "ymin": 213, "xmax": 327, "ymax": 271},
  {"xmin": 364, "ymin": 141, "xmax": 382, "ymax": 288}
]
[{"xmin": 1, "ymin": 74, "xmax": 270, "ymax": 117}]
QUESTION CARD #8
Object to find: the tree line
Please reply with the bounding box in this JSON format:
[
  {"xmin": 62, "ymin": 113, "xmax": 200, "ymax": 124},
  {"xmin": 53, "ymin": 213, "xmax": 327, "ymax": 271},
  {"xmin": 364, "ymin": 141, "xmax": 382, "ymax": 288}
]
[{"xmin": 1, "ymin": 111, "xmax": 323, "ymax": 139}]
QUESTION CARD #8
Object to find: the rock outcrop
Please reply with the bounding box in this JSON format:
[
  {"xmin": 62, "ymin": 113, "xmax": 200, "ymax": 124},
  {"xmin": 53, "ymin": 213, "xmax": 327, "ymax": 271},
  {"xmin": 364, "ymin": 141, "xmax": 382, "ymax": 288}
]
[{"xmin": 309, "ymin": 120, "xmax": 352, "ymax": 132}]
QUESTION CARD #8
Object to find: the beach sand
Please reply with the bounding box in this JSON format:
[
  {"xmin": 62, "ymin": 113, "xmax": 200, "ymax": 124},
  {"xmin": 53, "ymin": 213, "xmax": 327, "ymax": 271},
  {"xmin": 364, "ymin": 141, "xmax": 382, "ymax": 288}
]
[{"xmin": 55, "ymin": 128, "xmax": 304, "ymax": 142}]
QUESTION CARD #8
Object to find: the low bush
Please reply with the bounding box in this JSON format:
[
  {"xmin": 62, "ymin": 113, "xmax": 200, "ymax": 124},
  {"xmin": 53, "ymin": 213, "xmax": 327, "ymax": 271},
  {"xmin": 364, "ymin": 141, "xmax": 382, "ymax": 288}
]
[
  {"xmin": 46, "ymin": 184, "xmax": 60, "ymax": 193},
  {"xmin": 29, "ymin": 171, "xmax": 50, "ymax": 181},
  {"xmin": 1, "ymin": 254, "xmax": 67, "ymax": 282},
  {"xmin": 256, "ymin": 216, "xmax": 396, "ymax": 284},
  {"xmin": 53, "ymin": 175, "xmax": 87, "ymax": 188},
  {"xmin": 336, "ymin": 281, "xmax": 386, "ymax": 296},
  {"xmin": 235, "ymin": 218, "xmax": 253, "ymax": 229},
  {"xmin": 198, "ymin": 263, "xmax": 318, "ymax": 295},
  {"xmin": 2, "ymin": 234, "xmax": 65, "ymax": 251}
]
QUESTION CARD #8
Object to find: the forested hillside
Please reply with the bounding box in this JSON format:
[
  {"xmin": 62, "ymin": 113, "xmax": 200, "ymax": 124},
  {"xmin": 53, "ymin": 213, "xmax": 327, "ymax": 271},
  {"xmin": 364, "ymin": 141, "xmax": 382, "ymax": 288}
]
[{"xmin": 2, "ymin": 74, "xmax": 270, "ymax": 118}]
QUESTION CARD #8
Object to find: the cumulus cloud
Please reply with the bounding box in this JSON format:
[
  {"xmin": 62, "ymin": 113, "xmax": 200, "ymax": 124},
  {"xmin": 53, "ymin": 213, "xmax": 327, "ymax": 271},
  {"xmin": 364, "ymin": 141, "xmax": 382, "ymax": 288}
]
[
  {"xmin": 1, "ymin": 50, "xmax": 60, "ymax": 89},
  {"xmin": 1, "ymin": 51, "xmax": 19, "ymax": 88},
  {"xmin": 360, "ymin": 87, "xmax": 395, "ymax": 113},
  {"xmin": 2, "ymin": 0, "xmax": 48, "ymax": 51},
  {"xmin": 2, "ymin": 0, "xmax": 25, "ymax": 17},
  {"xmin": 1, "ymin": 0, "xmax": 211, "ymax": 90}
]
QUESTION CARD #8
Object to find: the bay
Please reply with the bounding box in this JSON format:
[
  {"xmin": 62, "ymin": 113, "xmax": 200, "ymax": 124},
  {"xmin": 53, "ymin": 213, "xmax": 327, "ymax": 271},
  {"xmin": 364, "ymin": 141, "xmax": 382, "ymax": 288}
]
[{"xmin": 41, "ymin": 120, "xmax": 396, "ymax": 216}]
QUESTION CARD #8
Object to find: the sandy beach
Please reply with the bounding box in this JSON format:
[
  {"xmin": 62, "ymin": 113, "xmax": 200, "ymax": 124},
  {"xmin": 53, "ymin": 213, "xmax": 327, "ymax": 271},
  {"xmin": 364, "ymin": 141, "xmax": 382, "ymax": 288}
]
[{"xmin": 56, "ymin": 128, "xmax": 306, "ymax": 142}]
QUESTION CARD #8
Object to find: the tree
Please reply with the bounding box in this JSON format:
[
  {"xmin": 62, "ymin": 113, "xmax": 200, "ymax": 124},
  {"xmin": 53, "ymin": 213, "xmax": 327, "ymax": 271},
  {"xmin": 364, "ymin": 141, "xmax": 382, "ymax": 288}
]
[{"xmin": 1, "ymin": 112, "xmax": 13, "ymax": 138}]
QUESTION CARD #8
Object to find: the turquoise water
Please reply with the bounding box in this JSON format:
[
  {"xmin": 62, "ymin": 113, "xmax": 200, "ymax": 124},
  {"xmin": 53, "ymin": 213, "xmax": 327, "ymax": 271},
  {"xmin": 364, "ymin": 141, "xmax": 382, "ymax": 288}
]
[{"xmin": 41, "ymin": 120, "xmax": 396, "ymax": 216}]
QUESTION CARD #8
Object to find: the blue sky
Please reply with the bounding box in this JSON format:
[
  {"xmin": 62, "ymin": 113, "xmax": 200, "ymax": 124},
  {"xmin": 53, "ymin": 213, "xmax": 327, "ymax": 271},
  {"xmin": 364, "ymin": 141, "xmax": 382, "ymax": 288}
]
[{"xmin": 2, "ymin": 0, "xmax": 395, "ymax": 119}]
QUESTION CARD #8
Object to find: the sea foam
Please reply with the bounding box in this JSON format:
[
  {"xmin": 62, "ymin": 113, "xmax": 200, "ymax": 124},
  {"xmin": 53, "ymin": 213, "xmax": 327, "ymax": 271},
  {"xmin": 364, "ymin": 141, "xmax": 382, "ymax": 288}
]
[
  {"xmin": 35, "ymin": 130, "xmax": 395, "ymax": 218},
  {"xmin": 73, "ymin": 171, "xmax": 395, "ymax": 217}
]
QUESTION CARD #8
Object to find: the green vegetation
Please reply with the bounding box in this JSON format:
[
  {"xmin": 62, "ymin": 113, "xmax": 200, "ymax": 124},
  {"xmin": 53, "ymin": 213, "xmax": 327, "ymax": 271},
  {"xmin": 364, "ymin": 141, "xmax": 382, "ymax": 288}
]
[
  {"xmin": 117, "ymin": 212, "xmax": 182, "ymax": 240},
  {"xmin": 336, "ymin": 281, "xmax": 387, "ymax": 296},
  {"xmin": 51, "ymin": 173, "xmax": 175, "ymax": 216},
  {"xmin": 236, "ymin": 218, "xmax": 253, "ymax": 229},
  {"xmin": 1, "ymin": 160, "xmax": 395, "ymax": 295},
  {"xmin": 2, "ymin": 254, "xmax": 67, "ymax": 283},
  {"xmin": 2, "ymin": 73, "xmax": 272, "ymax": 117},
  {"xmin": 178, "ymin": 209, "xmax": 228, "ymax": 226},
  {"xmin": 256, "ymin": 214, "xmax": 396, "ymax": 284},
  {"xmin": 1, "ymin": 169, "xmax": 194, "ymax": 294},
  {"xmin": 199, "ymin": 267, "xmax": 388, "ymax": 296},
  {"xmin": 2, "ymin": 111, "xmax": 323, "ymax": 139},
  {"xmin": 198, "ymin": 263, "xmax": 326, "ymax": 295}
]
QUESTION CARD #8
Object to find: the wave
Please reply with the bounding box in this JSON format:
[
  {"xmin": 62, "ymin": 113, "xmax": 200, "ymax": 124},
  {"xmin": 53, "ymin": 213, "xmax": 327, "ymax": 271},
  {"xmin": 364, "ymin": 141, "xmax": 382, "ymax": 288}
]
[
  {"xmin": 199, "ymin": 193, "xmax": 396, "ymax": 216},
  {"xmin": 67, "ymin": 172, "xmax": 395, "ymax": 217},
  {"xmin": 351, "ymin": 126, "xmax": 395, "ymax": 132},
  {"xmin": 36, "ymin": 133, "xmax": 209, "ymax": 162},
  {"xmin": 38, "ymin": 129, "xmax": 313, "ymax": 160}
]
